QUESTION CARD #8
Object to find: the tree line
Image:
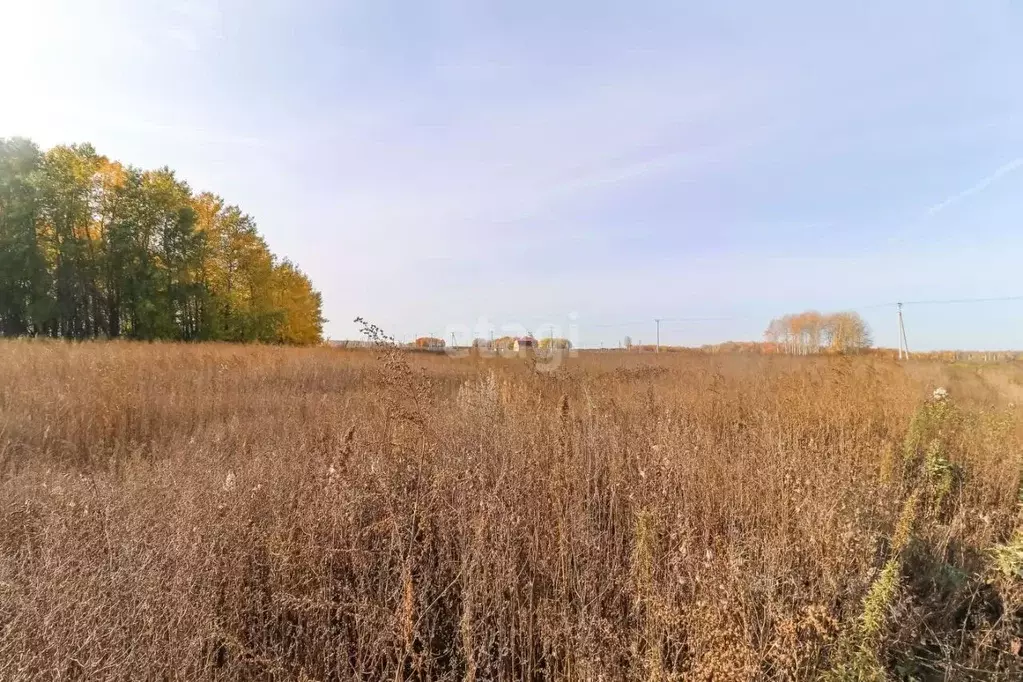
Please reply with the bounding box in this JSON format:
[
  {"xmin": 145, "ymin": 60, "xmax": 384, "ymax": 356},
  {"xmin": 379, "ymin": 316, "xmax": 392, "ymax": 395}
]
[
  {"xmin": 764, "ymin": 310, "xmax": 871, "ymax": 354},
  {"xmin": 0, "ymin": 138, "xmax": 323, "ymax": 344}
]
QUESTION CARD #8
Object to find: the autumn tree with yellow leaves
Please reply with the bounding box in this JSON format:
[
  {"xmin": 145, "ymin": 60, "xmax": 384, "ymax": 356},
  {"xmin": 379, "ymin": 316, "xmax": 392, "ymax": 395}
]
[
  {"xmin": 764, "ymin": 310, "xmax": 871, "ymax": 354},
  {"xmin": 0, "ymin": 138, "xmax": 323, "ymax": 344},
  {"xmin": 538, "ymin": 337, "xmax": 572, "ymax": 351}
]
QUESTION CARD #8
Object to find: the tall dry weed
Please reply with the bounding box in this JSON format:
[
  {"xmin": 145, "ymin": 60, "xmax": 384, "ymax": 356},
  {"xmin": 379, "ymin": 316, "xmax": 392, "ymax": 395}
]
[{"xmin": 1, "ymin": 340, "xmax": 1022, "ymax": 679}]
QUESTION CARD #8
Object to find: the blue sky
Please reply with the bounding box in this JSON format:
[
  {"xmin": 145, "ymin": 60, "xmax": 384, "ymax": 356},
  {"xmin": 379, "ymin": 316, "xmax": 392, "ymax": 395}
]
[{"xmin": 3, "ymin": 1, "xmax": 1023, "ymax": 349}]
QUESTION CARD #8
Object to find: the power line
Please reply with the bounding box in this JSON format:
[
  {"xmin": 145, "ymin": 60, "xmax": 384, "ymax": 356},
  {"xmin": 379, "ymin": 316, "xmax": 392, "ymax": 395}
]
[
  {"xmin": 900, "ymin": 295, "xmax": 1023, "ymax": 307},
  {"xmin": 585, "ymin": 294, "xmax": 1023, "ymax": 349},
  {"xmin": 646, "ymin": 295, "xmax": 1023, "ymax": 353},
  {"xmin": 590, "ymin": 320, "xmax": 650, "ymax": 329},
  {"xmin": 658, "ymin": 315, "xmax": 746, "ymax": 323},
  {"xmin": 854, "ymin": 295, "xmax": 1023, "ymax": 309},
  {"xmin": 593, "ymin": 316, "xmax": 746, "ymax": 329}
]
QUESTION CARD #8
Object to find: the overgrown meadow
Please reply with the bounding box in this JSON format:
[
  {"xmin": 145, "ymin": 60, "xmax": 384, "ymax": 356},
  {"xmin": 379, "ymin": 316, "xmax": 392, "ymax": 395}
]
[{"xmin": 2, "ymin": 340, "xmax": 1023, "ymax": 680}]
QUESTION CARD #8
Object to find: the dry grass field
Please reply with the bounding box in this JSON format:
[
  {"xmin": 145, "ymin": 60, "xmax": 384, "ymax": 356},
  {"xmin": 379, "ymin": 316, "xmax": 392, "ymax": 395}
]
[{"xmin": 2, "ymin": 340, "xmax": 1023, "ymax": 680}]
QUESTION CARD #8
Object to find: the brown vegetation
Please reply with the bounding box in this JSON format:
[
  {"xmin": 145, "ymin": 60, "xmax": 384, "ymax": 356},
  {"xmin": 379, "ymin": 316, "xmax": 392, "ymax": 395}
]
[{"xmin": 2, "ymin": 340, "xmax": 1023, "ymax": 680}]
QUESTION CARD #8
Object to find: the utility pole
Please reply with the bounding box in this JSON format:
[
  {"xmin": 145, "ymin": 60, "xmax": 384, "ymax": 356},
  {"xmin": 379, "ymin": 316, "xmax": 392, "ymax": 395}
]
[
  {"xmin": 897, "ymin": 302, "xmax": 910, "ymax": 359},
  {"xmin": 655, "ymin": 318, "xmax": 661, "ymax": 353}
]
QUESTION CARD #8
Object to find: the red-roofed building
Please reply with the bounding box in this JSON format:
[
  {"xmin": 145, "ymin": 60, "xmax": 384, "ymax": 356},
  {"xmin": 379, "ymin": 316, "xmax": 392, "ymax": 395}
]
[{"xmin": 513, "ymin": 336, "xmax": 536, "ymax": 353}]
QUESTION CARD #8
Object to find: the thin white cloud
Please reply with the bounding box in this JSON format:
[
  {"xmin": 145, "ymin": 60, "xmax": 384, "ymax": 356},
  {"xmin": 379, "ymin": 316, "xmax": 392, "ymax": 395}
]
[{"xmin": 926, "ymin": 157, "xmax": 1023, "ymax": 216}]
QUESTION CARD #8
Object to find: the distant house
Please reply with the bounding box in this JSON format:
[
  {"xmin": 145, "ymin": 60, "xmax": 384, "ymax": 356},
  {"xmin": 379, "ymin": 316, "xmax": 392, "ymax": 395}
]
[
  {"xmin": 513, "ymin": 336, "xmax": 536, "ymax": 353},
  {"xmin": 414, "ymin": 336, "xmax": 446, "ymax": 351}
]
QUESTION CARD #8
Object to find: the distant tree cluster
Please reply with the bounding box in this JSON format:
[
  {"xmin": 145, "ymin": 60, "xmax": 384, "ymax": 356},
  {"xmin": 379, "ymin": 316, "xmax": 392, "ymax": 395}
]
[
  {"xmin": 414, "ymin": 337, "xmax": 445, "ymax": 349},
  {"xmin": 0, "ymin": 138, "xmax": 323, "ymax": 344},
  {"xmin": 538, "ymin": 337, "xmax": 572, "ymax": 351},
  {"xmin": 764, "ymin": 311, "xmax": 871, "ymax": 354}
]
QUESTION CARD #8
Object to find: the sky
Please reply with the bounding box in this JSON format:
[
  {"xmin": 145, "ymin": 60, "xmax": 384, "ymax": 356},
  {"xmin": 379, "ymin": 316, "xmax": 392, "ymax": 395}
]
[{"xmin": 2, "ymin": 1, "xmax": 1023, "ymax": 349}]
